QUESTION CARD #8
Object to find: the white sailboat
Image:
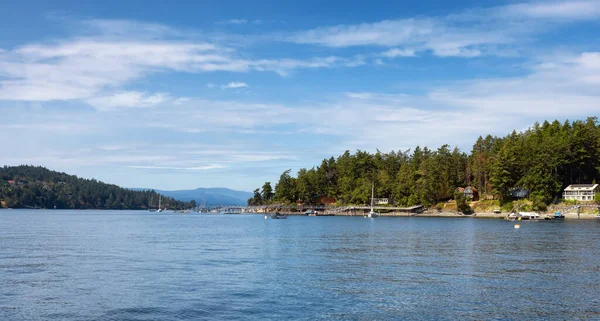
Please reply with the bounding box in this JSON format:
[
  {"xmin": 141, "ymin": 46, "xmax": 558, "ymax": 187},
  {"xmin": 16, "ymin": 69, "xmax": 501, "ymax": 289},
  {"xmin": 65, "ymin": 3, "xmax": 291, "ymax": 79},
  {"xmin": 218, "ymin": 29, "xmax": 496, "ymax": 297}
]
[
  {"xmin": 367, "ymin": 182, "xmax": 378, "ymax": 218},
  {"xmin": 157, "ymin": 194, "xmax": 163, "ymax": 212}
]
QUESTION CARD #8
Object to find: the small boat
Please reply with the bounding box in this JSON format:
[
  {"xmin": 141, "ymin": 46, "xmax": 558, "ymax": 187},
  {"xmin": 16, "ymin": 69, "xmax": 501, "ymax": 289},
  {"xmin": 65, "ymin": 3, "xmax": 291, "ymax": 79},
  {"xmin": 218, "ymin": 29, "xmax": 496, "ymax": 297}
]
[
  {"xmin": 545, "ymin": 212, "xmax": 565, "ymax": 220},
  {"xmin": 271, "ymin": 212, "xmax": 288, "ymax": 219},
  {"xmin": 367, "ymin": 210, "xmax": 378, "ymax": 218},
  {"xmin": 518, "ymin": 212, "xmax": 541, "ymax": 220}
]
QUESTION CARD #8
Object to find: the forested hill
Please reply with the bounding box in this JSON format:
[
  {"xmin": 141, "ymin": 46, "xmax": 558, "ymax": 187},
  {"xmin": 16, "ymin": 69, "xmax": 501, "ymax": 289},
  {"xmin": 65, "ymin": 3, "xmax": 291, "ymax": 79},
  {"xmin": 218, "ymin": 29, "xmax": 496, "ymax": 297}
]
[
  {"xmin": 0, "ymin": 166, "xmax": 192, "ymax": 210},
  {"xmin": 250, "ymin": 117, "xmax": 600, "ymax": 207}
]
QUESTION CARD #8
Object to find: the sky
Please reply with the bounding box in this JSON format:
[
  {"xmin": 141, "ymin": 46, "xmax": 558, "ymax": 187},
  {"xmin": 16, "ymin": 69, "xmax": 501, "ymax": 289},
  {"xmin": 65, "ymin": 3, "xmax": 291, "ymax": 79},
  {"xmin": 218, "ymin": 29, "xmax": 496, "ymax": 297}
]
[{"xmin": 1, "ymin": 0, "xmax": 600, "ymax": 192}]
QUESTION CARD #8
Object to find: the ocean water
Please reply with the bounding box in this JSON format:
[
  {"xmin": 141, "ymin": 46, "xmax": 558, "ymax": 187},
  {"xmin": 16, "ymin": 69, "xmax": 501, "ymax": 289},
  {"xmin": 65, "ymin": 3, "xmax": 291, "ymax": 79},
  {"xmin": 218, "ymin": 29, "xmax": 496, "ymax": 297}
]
[{"xmin": 1, "ymin": 210, "xmax": 599, "ymax": 320}]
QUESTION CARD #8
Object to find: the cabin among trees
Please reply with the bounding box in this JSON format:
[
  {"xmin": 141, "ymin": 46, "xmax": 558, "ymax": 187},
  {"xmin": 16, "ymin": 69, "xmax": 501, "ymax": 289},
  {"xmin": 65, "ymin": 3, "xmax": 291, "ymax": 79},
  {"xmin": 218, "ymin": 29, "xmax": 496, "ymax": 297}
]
[
  {"xmin": 510, "ymin": 188, "xmax": 529, "ymax": 199},
  {"xmin": 456, "ymin": 186, "xmax": 479, "ymax": 201},
  {"xmin": 563, "ymin": 184, "xmax": 599, "ymax": 201},
  {"xmin": 375, "ymin": 198, "xmax": 389, "ymax": 205}
]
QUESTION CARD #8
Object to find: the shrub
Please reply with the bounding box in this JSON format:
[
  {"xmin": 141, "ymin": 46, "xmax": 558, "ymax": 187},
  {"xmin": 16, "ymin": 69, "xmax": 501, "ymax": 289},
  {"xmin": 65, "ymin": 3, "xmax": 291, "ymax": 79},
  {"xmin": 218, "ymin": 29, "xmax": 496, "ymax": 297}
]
[
  {"xmin": 563, "ymin": 199, "xmax": 578, "ymax": 206},
  {"xmin": 501, "ymin": 201, "xmax": 514, "ymax": 213},
  {"xmin": 454, "ymin": 191, "xmax": 472, "ymax": 213},
  {"xmin": 530, "ymin": 195, "xmax": 548, "ymax": 212}
]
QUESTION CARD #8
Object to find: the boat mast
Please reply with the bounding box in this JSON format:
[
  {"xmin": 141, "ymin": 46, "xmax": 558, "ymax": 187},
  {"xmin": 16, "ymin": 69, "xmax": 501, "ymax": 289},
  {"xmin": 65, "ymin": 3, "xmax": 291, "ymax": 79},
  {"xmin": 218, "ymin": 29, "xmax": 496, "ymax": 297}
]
[
  {"xmin": 371, "ymin": 181, "xmax": 374, "ymax": 211},
  {"xmin": 158, "ymin": 194, "xmax": 162, "ymax": 210}
]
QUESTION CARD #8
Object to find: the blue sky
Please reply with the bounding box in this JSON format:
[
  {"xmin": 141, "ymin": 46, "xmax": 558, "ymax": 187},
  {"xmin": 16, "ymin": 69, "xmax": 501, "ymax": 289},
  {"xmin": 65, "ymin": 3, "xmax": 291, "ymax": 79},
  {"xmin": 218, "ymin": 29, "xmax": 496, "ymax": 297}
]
[{"xmin": 1, "ymin": 0, "xmax": 600, "ymax": 192}]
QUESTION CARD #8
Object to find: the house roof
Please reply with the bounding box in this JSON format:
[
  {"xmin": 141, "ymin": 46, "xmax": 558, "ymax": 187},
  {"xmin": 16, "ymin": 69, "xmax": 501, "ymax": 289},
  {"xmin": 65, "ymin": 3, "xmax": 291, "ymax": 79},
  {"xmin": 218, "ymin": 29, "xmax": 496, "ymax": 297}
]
[
  {"xmin": 457, "ymin": 186, "xmax": 477, "ymax": 192},
  {"xmin": 564, "ymin": 184, "xmax": 599, "ymax": 191}
]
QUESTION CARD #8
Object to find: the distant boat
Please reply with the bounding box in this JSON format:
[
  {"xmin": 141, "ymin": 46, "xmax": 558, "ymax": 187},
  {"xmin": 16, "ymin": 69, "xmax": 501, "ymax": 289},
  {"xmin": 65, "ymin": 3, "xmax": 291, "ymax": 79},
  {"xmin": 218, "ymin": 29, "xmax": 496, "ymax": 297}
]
[
  {"xmin": 366, "ymin": 182, "xmax": 378, "ymax": 218},
  {"xmin": 157, "ymin": 195, "xmax": 163, "ymax": 212},
  {"xmin": 517, "ymin": 212, "xmax": 540, "ymax": 220},
  {"xmin": 271, "ymin": 211, "xmax": 288, "ymax": 219},
  {"xmin": 545, "ymin": 212, "xmax": 565, "ymax": 220}
]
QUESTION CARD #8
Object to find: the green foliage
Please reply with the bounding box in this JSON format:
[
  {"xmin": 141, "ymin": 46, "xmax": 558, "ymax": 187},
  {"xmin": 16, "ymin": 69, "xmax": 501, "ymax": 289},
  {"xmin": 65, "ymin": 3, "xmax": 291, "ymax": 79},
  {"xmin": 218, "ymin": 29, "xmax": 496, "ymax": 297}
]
[
  {"xmin": 530, "ymin": 195, "xmax": 548, "ymax": 212},
  {"xmin": 0, "ymin": 165, "xmax": 192, "ymax": 210},
  {"xmin": 261, "ymin": 182, "xmax": 273, "ymax": 203},
  {"xmin": 501, "ymin": 201, "xmax": 515, "ymax": 213},
  {"xmin": 563, "ymin": 199, "xmax": 578, "ymax": 206},
  {"xmin": 454, "ymin": 191, "xmax": 471, "ymax": 213},
  {"xmin": 274, "ymin": 169, "xmax": 297, "ymax": 204},
  {"xmin": 595, "ymin": 193, "xmax": 600, "ymax": 204},
  {"xmin": 247, "ymin": 188, "xmax": 262, "ymax": 206},
  {"xmin": 249, "ymin": 117, "xmax": 600, "ymax": 208}
]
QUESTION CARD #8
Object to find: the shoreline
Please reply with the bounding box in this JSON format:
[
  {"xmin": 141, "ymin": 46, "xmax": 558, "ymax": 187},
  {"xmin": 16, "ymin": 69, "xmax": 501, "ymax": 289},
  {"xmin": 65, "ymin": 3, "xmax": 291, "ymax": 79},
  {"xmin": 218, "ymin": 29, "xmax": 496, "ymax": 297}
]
[{"xmin": 266, "ymin": 210, "xmax": 599, "ymax": 220}]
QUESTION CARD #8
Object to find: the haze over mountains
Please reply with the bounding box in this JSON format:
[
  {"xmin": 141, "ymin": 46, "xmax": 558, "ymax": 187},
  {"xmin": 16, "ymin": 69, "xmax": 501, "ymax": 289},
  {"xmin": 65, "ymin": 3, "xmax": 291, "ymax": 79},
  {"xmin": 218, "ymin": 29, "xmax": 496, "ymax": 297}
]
[{"xmin": 136, "ymin": 188, "xmax": 252, "ymax": 206}]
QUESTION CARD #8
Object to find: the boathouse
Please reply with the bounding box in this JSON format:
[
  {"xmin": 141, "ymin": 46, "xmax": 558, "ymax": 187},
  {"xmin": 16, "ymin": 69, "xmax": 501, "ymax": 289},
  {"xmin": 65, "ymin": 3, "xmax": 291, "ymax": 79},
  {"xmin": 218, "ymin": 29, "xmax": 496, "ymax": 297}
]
[{"xmin": 562, "ymin": 184, "xmax": 599, "ymax": 201}]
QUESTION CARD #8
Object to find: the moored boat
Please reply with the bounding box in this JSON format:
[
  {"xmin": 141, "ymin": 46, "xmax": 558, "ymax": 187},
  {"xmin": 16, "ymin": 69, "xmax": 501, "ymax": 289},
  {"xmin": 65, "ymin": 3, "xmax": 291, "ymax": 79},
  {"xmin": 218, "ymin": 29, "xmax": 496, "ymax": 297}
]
[
  {"xmin": 271, "ymin": 212, "xmax": 288, "ymax": 219},
  {"xmin": 365, "ymin": 182, "xmax": 379, "ymax": 218},
  {"xmin": 545, "ymin": 211, "xmax": 565, "ymax": 220},
  {"xmin": 518, "ymin": 212, "xmax": 541, "ymax": 220}
]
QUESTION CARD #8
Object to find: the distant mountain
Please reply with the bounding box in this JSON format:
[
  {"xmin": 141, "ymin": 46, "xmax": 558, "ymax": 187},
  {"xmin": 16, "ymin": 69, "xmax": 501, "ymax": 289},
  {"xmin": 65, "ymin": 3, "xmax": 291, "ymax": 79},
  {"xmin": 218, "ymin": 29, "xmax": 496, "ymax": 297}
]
[{"xmin": 133, "ymin": 187, "xmax": 252, "ymax": 206}]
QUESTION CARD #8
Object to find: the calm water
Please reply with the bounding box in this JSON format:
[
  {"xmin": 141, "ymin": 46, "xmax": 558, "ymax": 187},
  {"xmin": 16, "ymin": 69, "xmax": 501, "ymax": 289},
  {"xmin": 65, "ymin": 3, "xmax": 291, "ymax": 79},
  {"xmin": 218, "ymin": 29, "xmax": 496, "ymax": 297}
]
[{"xmin": 1, "ymin": 210, "xmax": 600, "ymax": 320}]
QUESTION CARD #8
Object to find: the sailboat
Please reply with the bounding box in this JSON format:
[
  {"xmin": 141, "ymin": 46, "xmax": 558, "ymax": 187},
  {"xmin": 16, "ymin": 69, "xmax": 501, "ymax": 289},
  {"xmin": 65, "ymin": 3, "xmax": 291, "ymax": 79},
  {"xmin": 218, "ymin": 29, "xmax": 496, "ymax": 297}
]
[
  {"xmin": 367, "ymin": 182, "xmax": 378, "ymax": 218},
  {"xmin": 157, "ymin": 194, "xmax": 163, "ymax": 212}
]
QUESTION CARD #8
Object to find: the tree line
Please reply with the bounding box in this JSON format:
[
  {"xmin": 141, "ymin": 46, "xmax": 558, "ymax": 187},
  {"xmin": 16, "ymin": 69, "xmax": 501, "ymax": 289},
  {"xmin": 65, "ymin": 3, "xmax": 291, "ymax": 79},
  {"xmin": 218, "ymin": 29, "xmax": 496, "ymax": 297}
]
[
  {"xmin": 0, "ymin": 165, "xmax": 192, "ymax": 210},
  {"xmin": 249, "ymin": 117, "xmax": 600, "ymax": 207}
]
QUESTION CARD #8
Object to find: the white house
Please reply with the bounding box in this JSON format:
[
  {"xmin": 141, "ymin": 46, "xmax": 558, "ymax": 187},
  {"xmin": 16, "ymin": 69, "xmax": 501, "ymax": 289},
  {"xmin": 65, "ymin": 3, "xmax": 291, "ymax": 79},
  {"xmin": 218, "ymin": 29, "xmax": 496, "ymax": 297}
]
[
  {"xmin": 375, "ymin": 198, "xmax": 389, "ymax": 205},
  {"xmin": 563, "ymin": 184, "xmax": 599, "ymax": 201}
]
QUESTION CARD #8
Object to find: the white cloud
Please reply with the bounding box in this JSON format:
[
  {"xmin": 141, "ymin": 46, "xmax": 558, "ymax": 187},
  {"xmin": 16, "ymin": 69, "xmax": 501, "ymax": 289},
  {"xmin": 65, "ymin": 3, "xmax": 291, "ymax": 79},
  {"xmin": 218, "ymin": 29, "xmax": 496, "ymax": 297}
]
[
  {"xmin": 87, "ymin": 91, "xmax": 171, "ymax": 109},
  {"xmin": 126, "ymin": 164, "xmax": 226, "ymax": 170},
  {"xmin": 221, "ymin": 81, "xmax": 249, "ymax": 89},
  {"xmin": 287, "ymin": 1, "xmax": 600, "ymax": 57},
  {"xmin": 504, "ymin": 1, "xmax": 600, "ymax": 19},
  {"xmin": 0, "ymin": 43, "xmax": 350, "ymax": 101},
  {"xmin": 218, "ymin": 19, "xmax": 263, "ymax": 25},
  {"xmin": 226, "ymin": 19, "xmax": 247, "ymax": 24},
  {"xmin": 380, "ymin": 48, "xmax": 416, "ymax": 58},
  {"xmin": 0, "ymin": 20, "xmax": 359, "ymax": 102},
  {"xmin": 3, "ymin": 51, "xmax": 600, "ymax": 190}
]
